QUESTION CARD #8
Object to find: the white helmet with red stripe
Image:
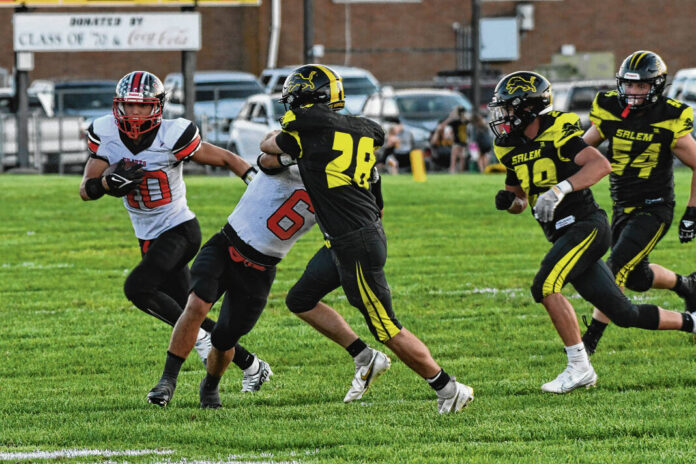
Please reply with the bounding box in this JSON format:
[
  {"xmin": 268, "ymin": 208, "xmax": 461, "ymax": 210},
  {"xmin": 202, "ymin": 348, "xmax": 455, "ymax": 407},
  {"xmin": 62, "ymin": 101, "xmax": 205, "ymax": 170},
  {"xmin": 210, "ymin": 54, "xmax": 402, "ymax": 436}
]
[{"xmin": 113, "ymin": 71, "xmax": 166, "ymax": 139}]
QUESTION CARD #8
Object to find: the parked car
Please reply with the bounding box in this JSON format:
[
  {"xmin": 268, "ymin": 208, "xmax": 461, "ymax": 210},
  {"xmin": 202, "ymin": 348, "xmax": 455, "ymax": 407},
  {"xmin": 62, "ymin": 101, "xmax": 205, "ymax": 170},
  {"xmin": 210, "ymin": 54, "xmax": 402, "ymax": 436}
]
[
  {"xmin": 259, "ymin": 65, "xmax": 380, "ymax": 114},
  {"xmin": 361, "ymin": 87, "xmax": 472, "ymax": 168},
  {"xmin": 551, "ymin": 79, "xmax": 614, "ymax": 129},
  {"xmin": 227, "ymin": 93, "xmax": 285, "ymax": 165},
  {"xmin": 163, "ymin": 71, "xmax": 264, "ymax": 148},
  {"xmin": 29, "ymin": 79, "xmax": 117, "ymax": 124}
]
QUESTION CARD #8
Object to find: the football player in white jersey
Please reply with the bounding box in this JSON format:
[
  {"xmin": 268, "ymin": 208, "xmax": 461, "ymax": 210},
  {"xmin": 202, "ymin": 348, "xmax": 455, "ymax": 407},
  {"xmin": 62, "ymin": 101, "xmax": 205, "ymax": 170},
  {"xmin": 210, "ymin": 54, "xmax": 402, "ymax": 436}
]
[
  {"xmin": 147, "ymin": 154, "xmax": 391, "ymax": 408},
  {"xmin": 79, "ymin": 70, "xmax": 267, "ymax": 384}
]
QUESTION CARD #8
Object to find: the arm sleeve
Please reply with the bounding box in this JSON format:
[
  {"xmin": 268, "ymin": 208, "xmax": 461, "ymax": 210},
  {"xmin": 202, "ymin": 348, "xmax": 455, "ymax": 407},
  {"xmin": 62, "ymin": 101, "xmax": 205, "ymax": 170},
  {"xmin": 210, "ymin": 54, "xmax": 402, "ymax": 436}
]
[
  {"xmin": 505, "ymin": 168, "xmax": 520, "ymax": 186},
  {"xmin": 276, "ymin": 131, "xmax": 302, "ymax": 158},
  {"xmin": 371, "ymin": 176, "xmax": 384, "ymax": 210},
  {"xmin": 172, "ymin": 122, "xmax": 202, "ymax": 161}
]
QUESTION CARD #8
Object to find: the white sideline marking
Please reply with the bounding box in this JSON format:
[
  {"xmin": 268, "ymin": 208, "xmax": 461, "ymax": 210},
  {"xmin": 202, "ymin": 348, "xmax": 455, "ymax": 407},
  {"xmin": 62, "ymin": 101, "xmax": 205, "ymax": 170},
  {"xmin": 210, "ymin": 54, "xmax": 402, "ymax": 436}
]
[
  {"xmin": 0, "ymin": 449, "xmax": 173, "ymax": 461},
  {"xmin": 150, "ymin": 461, "xmax": 299, "ymax": 464}
]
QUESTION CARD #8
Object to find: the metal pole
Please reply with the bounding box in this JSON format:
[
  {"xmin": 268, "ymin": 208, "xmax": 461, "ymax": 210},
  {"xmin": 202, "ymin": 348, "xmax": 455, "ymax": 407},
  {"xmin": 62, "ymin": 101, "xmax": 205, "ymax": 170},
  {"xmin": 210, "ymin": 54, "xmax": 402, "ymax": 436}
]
[
  {"xmin": 15, "ymin": 65, "xmax": 30, "ymax": 169},
  {"xmin": 182, "ymin": 6, "xmax": 197, "ymax": 122},
  {"xmin": 304, "ymin": 0, "xmax": 314, "ymax": 63},
  {"xmin": 471, "ymin": 0, "xmax": 481, "ymax": 111}
]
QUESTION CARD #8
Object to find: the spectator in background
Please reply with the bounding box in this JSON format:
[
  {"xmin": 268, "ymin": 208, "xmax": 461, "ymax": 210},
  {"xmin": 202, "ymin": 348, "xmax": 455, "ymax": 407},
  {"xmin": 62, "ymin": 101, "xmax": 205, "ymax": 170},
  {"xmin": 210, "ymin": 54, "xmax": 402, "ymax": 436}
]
[
  {"xmin": 432, "ymin": 106, "xmax": 470, "ymax": 173},
  {"xmin": 468, "ymin": 113, "xmax": 493, "ymax": 173},
  {"xmin": 377, "ymin": 116, "xmax": 403, "ymax": 175}
]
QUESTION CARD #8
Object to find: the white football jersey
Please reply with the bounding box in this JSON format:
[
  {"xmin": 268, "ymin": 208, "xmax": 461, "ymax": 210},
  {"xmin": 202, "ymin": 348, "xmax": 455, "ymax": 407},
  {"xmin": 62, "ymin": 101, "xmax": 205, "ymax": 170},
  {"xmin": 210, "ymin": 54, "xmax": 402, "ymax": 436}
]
[
  {"xmin": 89, "ymin": 115, "xmax": 201, "ymax": 240},
  {"xmin": 229, "ymin": 166, "xmax": 316, "ymax": 259}
]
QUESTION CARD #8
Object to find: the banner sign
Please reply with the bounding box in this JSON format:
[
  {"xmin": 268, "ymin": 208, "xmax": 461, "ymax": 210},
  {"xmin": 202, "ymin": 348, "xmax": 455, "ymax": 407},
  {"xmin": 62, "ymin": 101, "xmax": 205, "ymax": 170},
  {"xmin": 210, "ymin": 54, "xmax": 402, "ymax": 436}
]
[
  {"xmin": 13, "ymin": 13, "xmax": 201, "ymax": 51},
  {"xmin": 1, "ymin": 0, "xmax": 259, "ymax": 7}
]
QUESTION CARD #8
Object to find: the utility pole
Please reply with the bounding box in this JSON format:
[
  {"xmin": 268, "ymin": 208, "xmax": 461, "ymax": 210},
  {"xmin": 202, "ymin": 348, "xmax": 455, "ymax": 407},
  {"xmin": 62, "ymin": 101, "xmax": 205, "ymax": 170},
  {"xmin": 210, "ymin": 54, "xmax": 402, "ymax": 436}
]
[
  {"xmin": 304, "ymin": 0, "xmax": 314, "ymax": 63},
  {"xmin": 471, "ymin": 0, "xmax": 481, "ymax": 111}
]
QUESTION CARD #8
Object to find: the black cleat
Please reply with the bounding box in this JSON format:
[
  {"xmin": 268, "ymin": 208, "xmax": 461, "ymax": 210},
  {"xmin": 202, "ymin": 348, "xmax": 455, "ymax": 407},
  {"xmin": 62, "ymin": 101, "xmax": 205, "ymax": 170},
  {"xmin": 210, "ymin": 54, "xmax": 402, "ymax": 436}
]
[
  {"xmin": 676, "ymin": 272, "xmax": 696, "ymax": 312},
  {"xmin": 199, "ymin": 378, "xmax": 222, "ymax": 409},
  {"xmin": 147, "ymin": 378, "xmax": 176, "ymax": 407}
]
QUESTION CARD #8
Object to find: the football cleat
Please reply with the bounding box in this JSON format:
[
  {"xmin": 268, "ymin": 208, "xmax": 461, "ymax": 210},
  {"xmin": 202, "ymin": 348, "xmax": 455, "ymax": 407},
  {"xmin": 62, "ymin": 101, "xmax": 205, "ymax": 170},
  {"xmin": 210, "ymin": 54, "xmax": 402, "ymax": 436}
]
[
  {"xmin": 676, "ymin": 272, "xmax": 696, "ymax": 312},
  {"xmin": 147, "ymin": 378, "xmax": 176, "ymax": 407},
  {"xmin": 199, "ymin": 378, "xmax": 222, "ymax": 409},
  {"xmin": 437, "ymin": 379, "xmax": 474, "ymax": 414},
  {"xmin": 344, "ymin": 348, "xmax": 391, "ymax": 403},
  {"xmin": 194, "ymin": 331, "xmax": 212, "ymax": 366},
  {"xmin": 241, "ymin": 357, "xmax": 273, "ymax": 393},
  {"xmin": 541, "ymin": 364, "xmax": 597, "ymax": 394}
]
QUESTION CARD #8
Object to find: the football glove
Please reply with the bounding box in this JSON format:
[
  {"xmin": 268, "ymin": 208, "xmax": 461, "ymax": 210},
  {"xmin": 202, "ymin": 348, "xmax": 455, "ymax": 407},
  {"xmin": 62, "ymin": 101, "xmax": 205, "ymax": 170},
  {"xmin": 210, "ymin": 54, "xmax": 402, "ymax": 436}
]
[
  {"xmin": 105, "ymin": 159, "xmax": 144, "ymax": 197},
  {"xmin": 534, "ymin": 180, "xmax": 573, "ymax": 222},
  {"xmin": 679, "ymin": 206, "xmax": 696, "ymax": 243},
  {"xmin": 495, "ymin": 190, "xmax": 517, "ymax": 210}
]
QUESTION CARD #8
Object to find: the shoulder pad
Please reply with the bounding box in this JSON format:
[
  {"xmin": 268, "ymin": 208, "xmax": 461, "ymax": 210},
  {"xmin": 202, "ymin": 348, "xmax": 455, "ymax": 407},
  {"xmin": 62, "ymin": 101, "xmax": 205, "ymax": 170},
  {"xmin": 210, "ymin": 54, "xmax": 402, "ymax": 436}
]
[
  {"xmin": 92, "ymin": 114, "xmax": 119, "ymax": 138},
  {"xmin": 160, "ymin": 118, "xmax": 196, "ymax": 150}
]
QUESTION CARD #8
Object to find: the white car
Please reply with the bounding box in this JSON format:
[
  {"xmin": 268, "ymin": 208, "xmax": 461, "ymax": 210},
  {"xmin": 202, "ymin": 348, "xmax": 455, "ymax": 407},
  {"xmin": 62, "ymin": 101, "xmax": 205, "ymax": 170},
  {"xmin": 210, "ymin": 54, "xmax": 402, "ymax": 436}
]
[
  {"xmin": 227, "ymin": 93, "xmax": 286, "ymax": 165},
  {"xmin": 163, "ymin": 71, "xmax": 264, "ymax": 148},
  {"xmin": 259, "ymin": 65, "xmax": 380, "ymax": 115}
]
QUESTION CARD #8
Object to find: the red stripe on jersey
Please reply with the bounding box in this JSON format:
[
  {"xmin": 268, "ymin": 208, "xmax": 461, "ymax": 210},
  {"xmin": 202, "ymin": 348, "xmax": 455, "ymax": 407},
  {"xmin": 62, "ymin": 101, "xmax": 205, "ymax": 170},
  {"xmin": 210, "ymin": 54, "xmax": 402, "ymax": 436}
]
[
  {"xmin": 131, "ymin": 72, "xmax": 143, "ymax": 93},
  {"xmin": 87, "ymin": 140, "xmax": 99, "ymax": 154},
  {"xmin": 173, "ymin": 134, "xmax": 201, "ymax": 160},
  {"xmin": 142, "ymin": 240, "xmax": 150, "ymax": 254}
]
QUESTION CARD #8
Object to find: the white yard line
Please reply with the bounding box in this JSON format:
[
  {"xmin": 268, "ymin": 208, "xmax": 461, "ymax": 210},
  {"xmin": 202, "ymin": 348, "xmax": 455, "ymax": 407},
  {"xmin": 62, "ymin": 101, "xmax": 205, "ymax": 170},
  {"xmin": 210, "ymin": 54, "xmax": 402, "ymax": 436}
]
[{"xmin": 0, "ymin": 449, "xmax": 173, "ymax": 461}]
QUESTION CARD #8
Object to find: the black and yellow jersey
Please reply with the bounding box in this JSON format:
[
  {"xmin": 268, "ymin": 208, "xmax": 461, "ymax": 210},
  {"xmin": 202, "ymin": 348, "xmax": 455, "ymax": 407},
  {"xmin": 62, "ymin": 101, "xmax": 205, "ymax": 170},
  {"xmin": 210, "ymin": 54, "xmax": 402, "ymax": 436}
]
[
  {"xmin": 590, "ymin": 91, "xmax": 694, "ymax": 207},
  {"xmin": 495, "ymin": 111, "xmax": 600, "ymax": 242},
  {"xmin": 275, "ymin": 103, "xmax": 385, "ymax": 238},
  {"xmin": 448, "ymin": 120, "xmax": 468, "ymax": 145}
]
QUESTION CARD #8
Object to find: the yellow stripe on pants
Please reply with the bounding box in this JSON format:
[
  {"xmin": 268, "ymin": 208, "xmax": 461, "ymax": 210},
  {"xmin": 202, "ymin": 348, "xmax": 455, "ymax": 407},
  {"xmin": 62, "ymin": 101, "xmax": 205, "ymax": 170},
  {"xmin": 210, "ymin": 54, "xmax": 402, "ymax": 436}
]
[
  {"xmin": 356, "ymin": 262, "xmax": 400, "ymax": 342},
  {"xmin": 615, "ymin": 223, "xmax": 665, "ymax": 287},
  {"xmin": 542, "ymin": 228, "xmax": 598, "ymax": 297}
]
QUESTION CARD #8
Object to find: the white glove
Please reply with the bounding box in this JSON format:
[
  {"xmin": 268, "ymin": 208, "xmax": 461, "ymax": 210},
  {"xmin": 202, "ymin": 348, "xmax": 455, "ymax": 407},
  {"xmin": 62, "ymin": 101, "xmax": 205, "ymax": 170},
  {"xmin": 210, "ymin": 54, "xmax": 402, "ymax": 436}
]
[{"xmin": 534, "ymin": 180, "xmax": 573, "ymax": 222}]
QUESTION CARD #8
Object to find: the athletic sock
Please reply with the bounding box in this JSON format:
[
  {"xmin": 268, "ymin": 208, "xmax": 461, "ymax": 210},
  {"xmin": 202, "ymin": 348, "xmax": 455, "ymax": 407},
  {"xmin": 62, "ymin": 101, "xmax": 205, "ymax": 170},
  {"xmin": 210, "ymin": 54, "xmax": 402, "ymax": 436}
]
[
  {"xmin": 346, "ymin": 338, "xmax": 369, "ymax": 358},
  {"xmin": 565, "ymin": 342, "xmax": 590, "ymax": 370},
  {"xmin": 163, "ymin": 351, "xmax": 185, "ymax": 381},
  {"xmin": 243, "ymin": 355, "xmax": 260, "ymax": 375},
  {"xmin": 232, "ymin": 344, "xmax": 254, "ymax": 370},
  {"xmin": 427, "ymin": 369, "xmax": 452, "ymax": 392},
  {"xmin": 202, "ymin": 373, "xmax": 221, "ymax": 390},
  {"xmin": 201, "ymin": 317, "xmax": 216, "ymax": 333},
  {"xmin": 681, "ymin": 312, "xmax": 695, "ymax": 333}
]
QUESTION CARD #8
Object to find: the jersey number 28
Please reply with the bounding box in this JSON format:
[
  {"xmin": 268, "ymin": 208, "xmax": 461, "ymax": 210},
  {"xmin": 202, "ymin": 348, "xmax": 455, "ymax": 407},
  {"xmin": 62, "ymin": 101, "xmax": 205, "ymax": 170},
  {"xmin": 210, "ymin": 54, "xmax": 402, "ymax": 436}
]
[{"xmin": 327, "ymin": 131, "xmax": 375, "ymax": 189}]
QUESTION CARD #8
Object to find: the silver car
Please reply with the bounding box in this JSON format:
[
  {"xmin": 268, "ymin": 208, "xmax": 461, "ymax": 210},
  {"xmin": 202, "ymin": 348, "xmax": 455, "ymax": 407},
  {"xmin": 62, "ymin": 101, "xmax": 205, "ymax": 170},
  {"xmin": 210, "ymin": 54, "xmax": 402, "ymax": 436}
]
[{"xmin": 227, "ymin": 93, "xmax": 286, "ymax": 165}]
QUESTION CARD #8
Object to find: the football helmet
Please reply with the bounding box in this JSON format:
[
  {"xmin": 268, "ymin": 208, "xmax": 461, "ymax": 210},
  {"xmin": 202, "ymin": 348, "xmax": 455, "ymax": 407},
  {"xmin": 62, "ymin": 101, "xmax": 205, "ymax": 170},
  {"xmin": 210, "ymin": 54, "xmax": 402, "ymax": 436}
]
[
  {"xmin": 488, "ymin": 71, "xmax": 552, "ymax": 138},
  {"xmin": 113, "ymin": 71, "xmax": 166, "ymax": 139},
  {"xmin": 616, "ymin": 51, "xmax": 667, "ymax": 109},
  {"xmin": 280, "ymin": 64, "xmax": 345, "ymax": 111}
]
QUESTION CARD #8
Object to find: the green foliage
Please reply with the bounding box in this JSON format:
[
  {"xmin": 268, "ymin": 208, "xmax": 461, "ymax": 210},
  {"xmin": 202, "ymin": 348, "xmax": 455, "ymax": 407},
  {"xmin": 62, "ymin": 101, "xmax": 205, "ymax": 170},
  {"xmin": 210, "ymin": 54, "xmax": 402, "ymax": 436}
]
[{"xmin": 1, "ymin": 172, "xmax": 695, "ymax": 463}]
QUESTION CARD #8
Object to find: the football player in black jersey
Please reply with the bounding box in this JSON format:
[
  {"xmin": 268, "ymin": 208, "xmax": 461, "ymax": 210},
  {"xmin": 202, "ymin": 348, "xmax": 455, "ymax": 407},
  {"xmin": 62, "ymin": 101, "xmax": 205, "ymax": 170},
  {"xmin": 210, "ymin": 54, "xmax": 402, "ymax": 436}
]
[
  {"xmin": 79, "ymin": 71, "xmax": 268, "ymax": 390},
  {"xmin": 492, "ymin": 71, "xmax": 696, "ymax": 393},
  {"xmin": 580, "ymin": 51, "xmax": 696, "ymax": 355},
  {"xmin": 259, "ymin": 64, "xmax": 473, "ymax": 413}
]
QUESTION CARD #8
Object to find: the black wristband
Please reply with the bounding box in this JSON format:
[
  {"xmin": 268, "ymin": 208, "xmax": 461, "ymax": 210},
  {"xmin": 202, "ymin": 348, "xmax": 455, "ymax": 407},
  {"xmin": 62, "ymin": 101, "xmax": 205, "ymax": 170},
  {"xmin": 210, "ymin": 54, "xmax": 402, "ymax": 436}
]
[
  {"xmin": 256, "ymin": 153, "xmax": 287, "ymax": 176},
  {"xmin": 85, "ymin": 177, "xmax": 106, "ymax": 200},
  {"xmin": 685, "ymin": 206, "xmax": 696, "ymax": 219},
  {"xmin": 242, "ymin": 166, "xmax": 258, "ymax": 185}
]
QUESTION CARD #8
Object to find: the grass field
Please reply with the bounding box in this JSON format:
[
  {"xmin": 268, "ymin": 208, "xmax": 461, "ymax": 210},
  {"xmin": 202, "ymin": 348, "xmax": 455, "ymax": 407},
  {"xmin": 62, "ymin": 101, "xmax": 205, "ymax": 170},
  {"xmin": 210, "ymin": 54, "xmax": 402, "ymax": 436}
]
[{"xmin": 1, "ymin": 171, "xmax": 696, "ymax": 464}]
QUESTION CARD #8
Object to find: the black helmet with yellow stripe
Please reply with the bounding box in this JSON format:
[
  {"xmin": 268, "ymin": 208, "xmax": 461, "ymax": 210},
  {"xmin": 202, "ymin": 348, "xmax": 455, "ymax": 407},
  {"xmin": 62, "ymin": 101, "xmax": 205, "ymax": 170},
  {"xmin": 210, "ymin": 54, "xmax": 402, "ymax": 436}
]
[
  {"xmin": 616, "ymin": 51, "xmax": 667, "ymax": 109},
  {"xmin": 280, "ymin": 64, "xmax": 345, "ymax": 111}
]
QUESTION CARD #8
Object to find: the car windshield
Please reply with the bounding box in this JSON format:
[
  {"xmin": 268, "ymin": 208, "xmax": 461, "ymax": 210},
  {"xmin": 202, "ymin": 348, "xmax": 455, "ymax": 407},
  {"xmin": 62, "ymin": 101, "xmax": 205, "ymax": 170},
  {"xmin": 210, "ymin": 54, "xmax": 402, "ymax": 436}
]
[
  {"xmin": 196, "ymin": 81, "xmax": 263, "ymax": 101},
  {"xmin": 396, "ymin": 94, "xmax": 471, "ymax": 120},
  {"xmin": 342, "ymin": 76, "xmax": 378, "ymax": 95},
  {"xmin": 55, "ymin": 88, "xmax": 114, "ymax": 111},
  {"xmin": 272, "ymin": 100, "xmax": 287, "ymax": 117}
]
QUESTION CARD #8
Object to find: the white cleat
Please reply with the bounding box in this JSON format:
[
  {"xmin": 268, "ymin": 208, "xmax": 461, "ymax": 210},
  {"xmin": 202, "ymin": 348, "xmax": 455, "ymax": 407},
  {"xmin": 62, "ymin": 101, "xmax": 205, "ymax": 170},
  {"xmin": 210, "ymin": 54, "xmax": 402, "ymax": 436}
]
[
  {"xmin": 541, "ymin": 364, "xmax": 597, "ymax": 394},
  {"xmin": 194, "ymin": 331, "xmax": 212, "ymax": 366},
  {"xmin": 241, "ymin": 356, "xmax": 273, "ymax": 393},
  {"xmin": 344, "ymin": 349, "xmax": 391, "ymax": 403},
  {"xmin": 437, "ymin": 379, "xmax": 474, "ymax": 414}
]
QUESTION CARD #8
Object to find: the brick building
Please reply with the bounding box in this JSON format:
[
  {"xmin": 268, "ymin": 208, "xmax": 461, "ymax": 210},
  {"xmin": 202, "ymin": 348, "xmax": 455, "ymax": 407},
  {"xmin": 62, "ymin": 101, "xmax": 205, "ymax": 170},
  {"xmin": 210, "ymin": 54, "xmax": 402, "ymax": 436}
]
[{"xmin": 0, "ymin": 0, "xmax": 695, "ymax": 84}]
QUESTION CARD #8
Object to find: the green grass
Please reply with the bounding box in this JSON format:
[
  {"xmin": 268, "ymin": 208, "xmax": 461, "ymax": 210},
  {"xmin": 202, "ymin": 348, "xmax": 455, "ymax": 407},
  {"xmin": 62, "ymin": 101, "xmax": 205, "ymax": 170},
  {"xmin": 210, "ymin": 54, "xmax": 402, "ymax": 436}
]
[{"xmin": 1, "ymin": 171, "xmax": 696, "ymax": 464}]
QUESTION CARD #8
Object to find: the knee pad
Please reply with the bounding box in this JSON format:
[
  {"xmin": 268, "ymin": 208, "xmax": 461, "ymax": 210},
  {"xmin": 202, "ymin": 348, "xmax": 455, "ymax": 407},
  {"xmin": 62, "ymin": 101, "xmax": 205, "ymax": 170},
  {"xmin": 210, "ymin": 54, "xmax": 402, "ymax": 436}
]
[
  {"xmin": 530, "ymin": 281, "xmax": 544, "ymax": 303},
  {"xmin": 633, "ymin": 304, "xmax": 660, "ymax": 330},
  {"xmin": 123, "ymin": 269, "xmax": 154, "ymax": 306},
  {"xmin": 285, "ymin": 285, "xmax": 317, "ymax": 314},
  {"xmin": 624, "ymin": 266, "xmax": 654, "ymax": 292}
]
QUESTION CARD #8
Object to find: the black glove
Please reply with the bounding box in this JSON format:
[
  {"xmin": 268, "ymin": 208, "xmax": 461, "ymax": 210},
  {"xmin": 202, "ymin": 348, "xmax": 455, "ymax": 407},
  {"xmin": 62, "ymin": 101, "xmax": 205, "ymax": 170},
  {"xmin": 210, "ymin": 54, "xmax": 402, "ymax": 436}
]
[
  {"xmin": 105, "ymin": 159, "xmax": 144, "ymax": 197},
  {"xmin": 495, "ymin": 189, "xmax": 517, "ymax": 210},
  {"xmin": 679, "ymin": 206, "xmax": 696, "ymax": 243}
]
